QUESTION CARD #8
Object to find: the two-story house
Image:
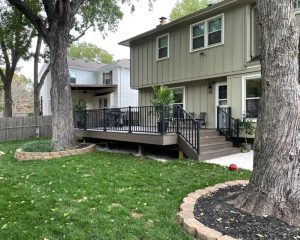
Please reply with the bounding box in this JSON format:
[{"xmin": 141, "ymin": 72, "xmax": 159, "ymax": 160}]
[
  {"xmin": 40, "ymin": 58, "xmax": 138, "ymax": 115},
  {"xmin": 120, "ymin": 0, "xmax": 300, "ymax": 129}
]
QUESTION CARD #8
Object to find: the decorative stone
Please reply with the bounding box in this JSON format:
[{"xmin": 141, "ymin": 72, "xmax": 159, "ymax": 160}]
[
  {"xmin": 224, "ymin": 181, "xmax": 239, "ymax": 186},
  {"xmin": 217, "ymin": 235, "xmax": 236, "ymax": 240},
  {"xmin": 188, "ymin": 192, "xmax": 202, "ymax": 200},
  {"xmin": 178, "ymin": 211, "xmax": 195, "ymax": 224},
  {"xmin": 204, "ymin": 186, "xmax": 219, "ymax": 193},
  {"xmin": 195, "ymin": 189, "xmax": 210, "ymax": 196},
  {"xmin": 183, "ymin": 219, "xmax": 204, "ymax": 236},
  {"xmin": 180, "ymin": 202, "xmax": 195, "ymax": 212},
  {"xmin": 15, "ymin": 144, "xmax": 96, "ymax": 161},
  {"xmin": 196, "ymin": 226, "xmax": 223, "ymax": 240},
  {"xmin": 235, "ymin": 180, "xmax": 249, "ymax": 185},
  {"xmin": 183, "ymin": 197, "xmax": 197, "ymax": 204},
  {"xmin": 213, "ymin": 183, "xmax": 229, "ymax": 189}
]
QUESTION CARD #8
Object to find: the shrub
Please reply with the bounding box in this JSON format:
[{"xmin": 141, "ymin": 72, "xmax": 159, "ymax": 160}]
[{"xmin": 21, "ymin": 140, "xmax": 54, "ymax": 152}]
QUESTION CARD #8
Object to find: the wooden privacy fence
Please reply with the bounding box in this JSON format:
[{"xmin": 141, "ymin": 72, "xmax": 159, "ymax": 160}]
[{"xmin": 0, "ymin": 116, "xmax": 52, "ymax": 142}]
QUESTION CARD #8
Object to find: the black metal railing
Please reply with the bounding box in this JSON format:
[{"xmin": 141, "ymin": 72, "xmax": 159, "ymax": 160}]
[
  {"xmin": 217, "ymin": 106, "xmax": 240, "ymax": 147},
  {"xmin": 73, "ymin": 105, "xmax": 201, "ymax": 153},
  {"xmin": 176, "ymin": 105, "xmax": 200, "ymax": 153}
]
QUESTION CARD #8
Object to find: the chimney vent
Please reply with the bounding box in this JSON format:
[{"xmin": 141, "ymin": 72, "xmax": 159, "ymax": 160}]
[{"xmin": 159, "ymin": 17, "xmax": 167, "ymax": 26}]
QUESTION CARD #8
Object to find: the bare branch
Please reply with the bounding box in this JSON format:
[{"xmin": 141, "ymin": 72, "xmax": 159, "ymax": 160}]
[
  {"xmin": 37, "ymin": 63, "xmax": 51, "ymax": 92},
  {"xmin": 0, "ymin": 68, "xmax": 5, "ymax": 82},
  {"xmin": 6, "ymin": 0, "xmax": 49, "ymax": 42},
  {"xmin": 71, "ymin": 24, "xmax": 92, "ymax": 42}
]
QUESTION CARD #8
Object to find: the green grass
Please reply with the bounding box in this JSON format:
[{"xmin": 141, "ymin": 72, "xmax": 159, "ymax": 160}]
[
  {"xmin": 0, "ymin": 140, "xmax": 251, "ymax": 240},
  {"xmin": 21, "ymin": 139, "xmax": 53, "ymax": 152}
]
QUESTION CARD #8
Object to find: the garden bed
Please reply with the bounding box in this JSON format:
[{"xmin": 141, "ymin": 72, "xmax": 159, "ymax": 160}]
[{"xmin": 14, "ymin": 142, "xmax": 95, "ymax": 160}]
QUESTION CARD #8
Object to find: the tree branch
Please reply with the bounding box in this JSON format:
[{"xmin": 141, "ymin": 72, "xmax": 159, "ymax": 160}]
[
  {"xmin": 0, "ymin": 40, "xmax": 11, "ymax": 74},
  {"xmin": 0, "ymin": 68, "xmax": 5, "ymax": 82},
  {"xmin": 6, "ymin": 0, "xmax": 49, "ymax": 43},
  {"xmin": 70, "ymin": 0, "xmax": 85, "ymax": 15},
  {"xmin": 72, "ymin": 24, "xmax": 92, "ymax": 42},
  {"xmin": 37, "ymin": 63, "xmax": 51, "ymax": 92}
]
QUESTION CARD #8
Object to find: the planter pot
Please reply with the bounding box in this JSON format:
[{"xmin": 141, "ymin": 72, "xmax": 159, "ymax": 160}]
[
  {"xmin": 241, "ymin": 143, "xmax": 252, "ymax": 152},
  {"xmin": 157, "ymin": 121, "xmax": 169, "ymax": 134},
  {"xmin": 77, "ymin": 120, "xmax": 85, "ymax": 129}
]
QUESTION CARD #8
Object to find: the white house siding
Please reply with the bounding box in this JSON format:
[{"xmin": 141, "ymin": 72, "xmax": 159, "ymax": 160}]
[{"xmin": 39, "ymin": 59, "xmax": 138, "ymax": 115}]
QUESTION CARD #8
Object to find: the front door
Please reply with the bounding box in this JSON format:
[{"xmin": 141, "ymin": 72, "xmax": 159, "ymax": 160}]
[{"xmin": 215, "ymin": 83, "xmax": 228, "ymax": 128}]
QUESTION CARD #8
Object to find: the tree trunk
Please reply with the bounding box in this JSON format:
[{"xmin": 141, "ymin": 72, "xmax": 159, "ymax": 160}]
[
  {"xmin": 49, "ymin": 30, "xmax": 75, "ymax": 150},
  {"xmin": 3, "ymin": 79, "xmax": 13, "ymax": 117},
  {"xmin": 33, "ymin": 35, "xmax": 42, "ymax": 116},
  {"xmin": 232, "ymin": 0, "xmax": 300, "ymax": 227}
]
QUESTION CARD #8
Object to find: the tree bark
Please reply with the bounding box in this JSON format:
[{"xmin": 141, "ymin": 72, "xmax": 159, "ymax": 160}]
[
  {"xmin": 48, "ymin": 29, "xmax": 75, "ymax": 150},
  {"xmin": 3, "ymin": 78, "xmax": 13, "ymax": 117},
  {"xmin": 232, "ymin": 0, "xmax": 300, "ymax": 227},
  {"xmin": 33, "ymin": 35, "xmax": 50, "ymax": 116}
]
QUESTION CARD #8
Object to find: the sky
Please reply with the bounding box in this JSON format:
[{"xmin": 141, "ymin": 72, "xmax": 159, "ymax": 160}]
[{"xmin": 19, "ymin": 0, "xmax": 178, "ymax": 81}]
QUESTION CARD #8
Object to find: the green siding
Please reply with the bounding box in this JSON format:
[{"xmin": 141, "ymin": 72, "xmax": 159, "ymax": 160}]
[{"xmin": 131, "ymin": 5, "xmax": 250, "ymax": 88}]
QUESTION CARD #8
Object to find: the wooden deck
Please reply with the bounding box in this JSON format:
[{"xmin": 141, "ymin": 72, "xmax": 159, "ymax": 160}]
[{"xmin": 74, "ymin": 128, "xmax": 178, "ymax": 146}]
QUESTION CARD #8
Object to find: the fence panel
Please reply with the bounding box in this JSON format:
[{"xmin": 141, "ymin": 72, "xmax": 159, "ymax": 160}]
[{"xmin": 0, "ymin": 116, "xmax": 52, "ymax": 142}]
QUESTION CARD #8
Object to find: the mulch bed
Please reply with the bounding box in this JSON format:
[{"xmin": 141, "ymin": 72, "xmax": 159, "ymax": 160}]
[{"xmin": 194, "ymin": 185, "xmax": 300, "ymax": 240}]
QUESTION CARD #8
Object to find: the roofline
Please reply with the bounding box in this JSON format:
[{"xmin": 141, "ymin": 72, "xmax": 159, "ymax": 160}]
[{"xmin": 119, "ymin": 0, "xmax": 241, "ymax": 47}]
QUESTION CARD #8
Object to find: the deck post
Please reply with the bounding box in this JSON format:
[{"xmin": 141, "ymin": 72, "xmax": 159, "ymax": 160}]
[
  {"xmin": 176, "ymin": 105, "xmax": 179, "ymax": 134},
  {"xmin": 84, "ymin": 110, "xmax": 87, "ymax": 130},
  {"xmin": 128, "ymin": 106, "xmax": 132, "ymax": 133},
  {"xmin": 228, "ymin": 107, "xmax": 232, "ymax": 136},
  {"xmin": 103, "ymin": 108, "xmax": 107, "ymax": 131},
  {"xmin": 162, "ymin": 105, "xmax": 165, "ymax": 135},
  {"xmin": 217, "ymin": 106, "xmax": 220, "ymax": 131},
  {"xmin": 197, "ymin": 121, "xmax": 200, "ymax": 154}
]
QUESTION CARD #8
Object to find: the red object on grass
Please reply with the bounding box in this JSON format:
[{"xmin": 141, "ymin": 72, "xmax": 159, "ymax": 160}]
[{"xmin": 229, "ymin": 164, "xmax": 238, "ymax": 171}]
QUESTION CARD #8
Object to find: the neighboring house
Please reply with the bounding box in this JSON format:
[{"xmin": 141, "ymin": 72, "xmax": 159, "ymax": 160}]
[
  {"xmin": 119, "ymin": 0, "xmax": 300, "ymax": 129},
  {"xmin": 39, "ymin": 58, "xmax": 138, "ymax": 115}
]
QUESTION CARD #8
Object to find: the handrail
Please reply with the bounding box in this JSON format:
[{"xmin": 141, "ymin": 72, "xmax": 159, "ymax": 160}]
[
  {"xmin": 176, "ymin": 105, "xmax": 200, "ymax": 153},
  {"xmin": 217, "ymin": 106, "xmax": 240, "ymax": 147}
]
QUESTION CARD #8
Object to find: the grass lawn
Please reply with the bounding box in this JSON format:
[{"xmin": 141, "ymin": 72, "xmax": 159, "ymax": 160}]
[{"xmin": 0, "ymin": 140, "xmax": 251, "ymax": 240}]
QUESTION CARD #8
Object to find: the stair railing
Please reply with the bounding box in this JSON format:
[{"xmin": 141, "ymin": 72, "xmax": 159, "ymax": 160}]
[
  {"xmin": 176, "ymin": 105, "xmax": 200, "ymax": 153},
  {"xmin": 217, "ymin": 106, "xmax": 240, "ymax": 147}
]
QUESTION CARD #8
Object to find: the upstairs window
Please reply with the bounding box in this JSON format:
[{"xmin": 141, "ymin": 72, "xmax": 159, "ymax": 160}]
[
  {"xmin": 190, "ymin": 14, "xmax": 224, "ymax": 51},
  {"xmin": 295, "ymin": 0, "xmax": 300, "ymax": 9},
  {"xmin": 192, "ymin": 22, "xmax": 205, "ymax": 49},
  {"xmin": 103, "ymin": 71, "xmax": 113, "ymax": 85},
  {"xmin": 157, "ymin": 34, "xmax": 169, "ymax": 60},
  {"xmin": 208, "ymin": 17, "xmax": 222, "ymax": 46}
]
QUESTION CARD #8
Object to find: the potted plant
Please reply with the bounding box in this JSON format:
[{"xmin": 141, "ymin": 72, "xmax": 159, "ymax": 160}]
[
  {"xmin": 73, "ymin": 99, "xmax": 87, "ymax": 129},
  {"xmin": 239, "ymin": 115, "xmax": 256, "ymax": 152},
  {"xmin": 151, "ymin": 86, "xmax": 175, "ymax": 133}
]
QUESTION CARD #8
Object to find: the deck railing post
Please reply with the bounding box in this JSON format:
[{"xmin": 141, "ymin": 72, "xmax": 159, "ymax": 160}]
[
  {"xmin": 197, "ymin": 120, "xmax": 200, "ymax": 153},
  {"xmin": 128, "ymin": 106, "xmax": 132, "ymax": 133},
  {"xmin": 176, "ymin": 105, "xmax": 180, "ymax": 134},
  {"xmin": 217, "ymin": 106, "xmax": 220, "ymax": 131},
  {"xmin": 161, "ymin": 105, "xmax": 165, "ymax": 135},
  {"xmin": 84, "ymin": 110, "xmax": 87, "ymax": 130},
  {"xmin": 103, "ymin": 108, "xmax": 107, "ymax": 131},
  {"xmin": 236, "ymin": 119, "xmax": 240, "ymax": 147},
  {"xmin": 228, "ymin": 107, "xmax": 232, "ymax": 136}
]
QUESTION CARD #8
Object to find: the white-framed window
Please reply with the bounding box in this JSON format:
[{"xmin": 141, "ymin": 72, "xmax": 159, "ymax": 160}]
[
  {"xmin": 190, "ymin": 14, "xmax": 224, "ymax": 52},
  {"xmin": 170, "ymin": 86, "xmax": 185, "ymax": 109},
  {"xmin": 69, "ymin": 70, "xmax": 76, "ymax": 84},
  {"xmin": 242, "ymin": 75, "xmax": 261, "ymax": 119},
  {"xmin": 103, "ymin": 71, "xmax": 113, "ymax": 85},
  {"xmin": 156, "ymin": 34, "xmax": 169, "ymax": 60},
  {"xmin": 295, "ymin": 0, "xmax": 300, "ymax": 9}
]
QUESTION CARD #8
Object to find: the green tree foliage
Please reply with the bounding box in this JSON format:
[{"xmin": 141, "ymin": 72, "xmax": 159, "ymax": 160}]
[
  {"xmin": 170, "ymin": 0, "xmax": 208, "ymax": 21},
  {"xmin": 68, "ymin": 42, "xmax": 113, "ymax": 63},
  {"xmin": 0, "ymin": 0, "xmax": 38, "ymax": 116}
]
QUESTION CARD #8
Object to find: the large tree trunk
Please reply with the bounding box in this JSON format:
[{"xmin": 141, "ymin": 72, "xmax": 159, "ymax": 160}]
[
  {"xmin": 3, "ymin": 78, "xmax": 13, "ymax": 117},
  {"xmin": 49, "ymin": 30, "xmax": 75, "ymax": 150},
  {"xmin": 232, "ymin": 0, "xmax": 300, "ymax": 227}
]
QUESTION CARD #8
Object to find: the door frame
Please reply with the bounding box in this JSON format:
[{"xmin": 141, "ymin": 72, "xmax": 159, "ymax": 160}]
[{"xmin": 215, "ymin": 82, "xmax": 228, "ymax": 127}]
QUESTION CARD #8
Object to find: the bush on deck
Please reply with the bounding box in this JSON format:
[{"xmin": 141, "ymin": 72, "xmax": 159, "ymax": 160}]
[{"xmin": 21, "ymin": 140, "xmax": 54, "ymax": 152}]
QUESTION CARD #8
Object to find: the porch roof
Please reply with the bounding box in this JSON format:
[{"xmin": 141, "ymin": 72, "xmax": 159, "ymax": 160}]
[{"xmin": 70, "ymin": 84, "xmax": 117, "ymax": 96}]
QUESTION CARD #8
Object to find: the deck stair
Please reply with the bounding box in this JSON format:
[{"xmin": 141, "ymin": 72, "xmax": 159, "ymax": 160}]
[{"xmin": 178, "ymin": 129, "xmax": 240, "ymax": 161}]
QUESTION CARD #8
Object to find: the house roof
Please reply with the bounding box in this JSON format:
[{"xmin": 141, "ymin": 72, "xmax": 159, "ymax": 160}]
[
  {"xmin": 119, "ymin": 0, "xmax": 255, "ymax": 47},
  {"xmin": 68, "ymin": 58, "xmax": 130, "ymax": 71},
  {"xmin": 68, "ymin": 58, "xmax": 106, "ymax": 70}
]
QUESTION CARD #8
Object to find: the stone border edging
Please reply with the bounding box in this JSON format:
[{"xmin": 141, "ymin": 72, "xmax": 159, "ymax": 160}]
[
  {"xmin": 178, "ymin": 180, "xmax": 249, "ymax": 240},
  {"xmin": 14, "ymin": 144, "xmax": 96, "ymax": 161}
]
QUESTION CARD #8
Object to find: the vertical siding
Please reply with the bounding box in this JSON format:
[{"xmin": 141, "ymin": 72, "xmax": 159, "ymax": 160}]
[{"xmin": 131, "ymin": 5, "xmax": 249, "ymax": 88}]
